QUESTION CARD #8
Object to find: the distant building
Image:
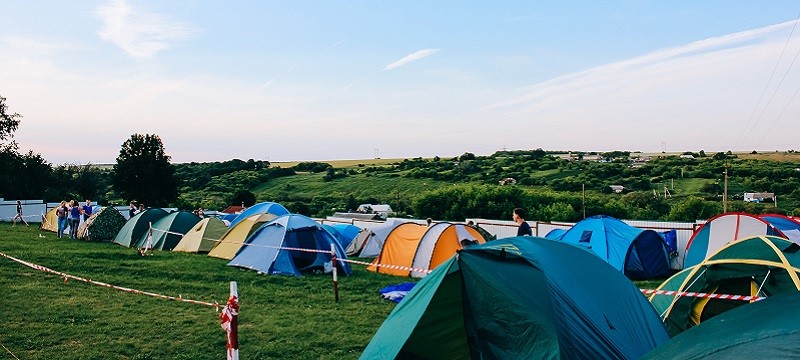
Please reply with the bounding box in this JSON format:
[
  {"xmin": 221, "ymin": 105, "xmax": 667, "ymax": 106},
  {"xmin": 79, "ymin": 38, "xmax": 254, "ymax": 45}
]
[
  {"xmin": 744, "ymin": 192, "xmax": 775, "ymax": 203},
  {"xmin": 499, "ymin": 177, "xmax": 517, "ymax": 185},
  {"xmin": 357, "ymin": 204, "xmax": 393, "ymax": 217},
  {"xmin": 609, "ymin": 185, "xmax": 625, "ymax": 193},
  {"xmin": 330, "ymin": 212, "xmax": 383, "ymax": 221},
  {"xmin": 680, "ymin": 154, "xmax": 695, "ymax": 159}
]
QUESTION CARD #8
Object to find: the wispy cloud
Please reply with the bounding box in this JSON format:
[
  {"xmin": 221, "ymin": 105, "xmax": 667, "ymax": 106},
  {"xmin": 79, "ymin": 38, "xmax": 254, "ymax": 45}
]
[
  {"xmin": 383, "ymin": 48, "xmax": 440, "ymax": 71},
  {"xmin": 95, "ymin": 0, "xmax": 196, "ymax": 59}
]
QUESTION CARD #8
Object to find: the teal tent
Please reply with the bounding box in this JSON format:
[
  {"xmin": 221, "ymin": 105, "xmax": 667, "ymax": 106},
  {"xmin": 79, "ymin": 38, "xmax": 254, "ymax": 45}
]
[
  {"xmin": 642, "ymin": 292, "xmax": 800, "ymax": 359},
  {"xmin": 112, "ymin": 208, "xmax": 168, "ymax": 247},
  {"xmin": 360, "ymin": 237, "xmax": 668, "ymax": 359},
  {"xmin": 136, "ymin": 211, "xmax": 201, "ymax": 251}
]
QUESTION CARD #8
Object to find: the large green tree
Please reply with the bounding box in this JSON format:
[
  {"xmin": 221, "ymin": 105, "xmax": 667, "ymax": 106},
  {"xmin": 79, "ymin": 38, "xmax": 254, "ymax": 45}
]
[
  {"xmin": 0, "ymin": 95, "xmax": 22, "ymax": 151},
  {"xmin": 112, "ymin": 134, "xmax": 178, "ymax": 207}
]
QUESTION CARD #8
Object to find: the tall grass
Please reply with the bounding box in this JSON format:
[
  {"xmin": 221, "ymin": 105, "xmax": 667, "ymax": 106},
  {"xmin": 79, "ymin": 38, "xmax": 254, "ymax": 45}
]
[{"xmin": 0, "ymin": 224, "xmax": 403, "ymax": 359}]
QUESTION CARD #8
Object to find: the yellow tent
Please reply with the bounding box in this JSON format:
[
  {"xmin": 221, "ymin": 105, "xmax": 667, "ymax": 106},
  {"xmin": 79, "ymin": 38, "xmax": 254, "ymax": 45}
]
[
  {"xmin": 208, "ymin": 213, "xmax": 276, "ymax": 260},
  {"xmin": 410, "ymin": 223, "xmax": 485, "ymax": 277},
  {"xmin": 173, "ymin": 218, "xmax": 229, "ymax": 253},
  {"xmin": 40, "ymin": 207, "xmax": 58, "ymax": 232}
]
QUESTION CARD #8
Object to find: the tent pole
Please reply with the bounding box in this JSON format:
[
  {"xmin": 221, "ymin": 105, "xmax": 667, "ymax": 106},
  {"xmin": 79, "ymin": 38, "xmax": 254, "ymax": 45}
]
[
  {"xmin": 331, "ymin": 244, "xmax": 340, "ymax": 302},
  {"xmin": 755, "ymin": 269, "xmax": 771, "ymax": 298}
]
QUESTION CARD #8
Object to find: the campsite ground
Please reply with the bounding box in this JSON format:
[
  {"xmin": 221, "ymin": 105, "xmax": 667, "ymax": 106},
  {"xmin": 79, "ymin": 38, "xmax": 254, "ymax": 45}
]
[{"xmin": 0, "ymin": 224, "xmax": 668, "ymax": 359}]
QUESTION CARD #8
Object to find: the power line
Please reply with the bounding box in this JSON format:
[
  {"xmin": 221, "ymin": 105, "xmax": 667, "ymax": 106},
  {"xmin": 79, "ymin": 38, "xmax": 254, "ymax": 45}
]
[{"xmin": 737, "ymin": 11, "xmax": 800, "ymax": 148}]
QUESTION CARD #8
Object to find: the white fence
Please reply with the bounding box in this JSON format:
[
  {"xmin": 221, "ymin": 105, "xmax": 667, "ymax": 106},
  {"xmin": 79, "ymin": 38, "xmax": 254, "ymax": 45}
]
[{"xmin": 0, "ymin": 199, "xmax": 46, "ymax": 223}]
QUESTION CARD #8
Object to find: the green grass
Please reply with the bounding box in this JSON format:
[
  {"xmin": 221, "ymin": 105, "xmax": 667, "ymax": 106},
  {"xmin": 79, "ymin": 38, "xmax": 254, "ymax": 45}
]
[
  {"xmin": 0, "ymin": 224, "xmax": 404, "ymax": 360},
  {"xmin": 253, "ymin": 172, "xmax": 451, "ymax": 203},
  {"xmin": 0, "ymin": 224, "xmax": 669, "ymax": 359}
]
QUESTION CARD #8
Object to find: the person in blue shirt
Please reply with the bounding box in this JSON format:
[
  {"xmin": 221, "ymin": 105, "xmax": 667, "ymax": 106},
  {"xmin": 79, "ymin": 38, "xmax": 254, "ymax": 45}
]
[
  {"xmin": 81, "ymin": 199, "xmax": 93, "ymax": 222},
  {"xmin": 513, "ymin": 208, "xmax": 532, "ymax": 236},
  {"xmin": 68, "ymin": 200, "xmax": 81, "ymax": 239}
]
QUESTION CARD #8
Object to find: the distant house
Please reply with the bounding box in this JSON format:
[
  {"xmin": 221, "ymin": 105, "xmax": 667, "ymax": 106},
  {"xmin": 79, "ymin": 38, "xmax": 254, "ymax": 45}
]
[
  {"xmin": 499, "ymin": 177, "xmax": 517, "ymax": 185},
  {"xmin": 330, "ymin": 212, "xmax": 382, "ymax": 221},
  {"xmin": 221, "ymin": 205, "xmax": 244, "ymax": 214},
  {"xmin": 744, "ymin": 192, "xmax": 775, "ymax": 203},
  {"xmin": 680, "ymin": 154, "xmax": 695, "ymax": 159},
  {"xmin": 582, "ymin": 155, "xmax": 603, "ymax": 162},
  {"xmin": 609, "ymin": 185, "xmax": 625, "ymax": 193},
  {"xmin": 357, "ymin": 204, "xmax": 393, "ymax": 217}
]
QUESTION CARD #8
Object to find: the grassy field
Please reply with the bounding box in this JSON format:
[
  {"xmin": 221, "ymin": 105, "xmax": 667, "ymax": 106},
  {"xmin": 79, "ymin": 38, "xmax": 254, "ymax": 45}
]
[
  {"xmin": 0, "ymin": 224, "xmax": 403, "ymax": 360},
  {"xmin": 253, "ymin": 172, "xmax": 451, "ymax": 205},
  {"xmin": 1, "ymin": 223, "xmax": 668, "ymax": 359},
  {"xmin": 269, "ymin": 158, "xmax": 404, "ymax": 169}
]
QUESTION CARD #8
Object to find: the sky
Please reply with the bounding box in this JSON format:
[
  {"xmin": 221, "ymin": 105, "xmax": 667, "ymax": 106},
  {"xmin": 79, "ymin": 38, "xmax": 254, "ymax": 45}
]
[{"xmin": 2, "ymin": 1, "xmax": 800, "ymax": 164}]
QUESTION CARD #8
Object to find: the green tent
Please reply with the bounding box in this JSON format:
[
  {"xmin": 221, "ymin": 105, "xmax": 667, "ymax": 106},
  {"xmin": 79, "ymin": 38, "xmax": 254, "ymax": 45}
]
[
  {"xmin": 642, "ymin": 292, "xmax": 800, "ymax": 359},
  {"xmin": 112, "ymin": 208, "xmax": 169, "ymax": 247},
  {"xmin": 173, "ymin": 218, "xmax": 228, "ymax": 253},
  {"xmin": 361, "ymin": 237, "xmax": 668, "ymax": 359},
  {"xmin": 77, "ymin": 207, "xmax": 127, "ymax": 242},
  {"xmin": 650, "ymin": 235, "xmax": 800, "ymax": 337},
  {"xmin": 136, "ymin": 211, "xmax": 201, "ymax": 251}
]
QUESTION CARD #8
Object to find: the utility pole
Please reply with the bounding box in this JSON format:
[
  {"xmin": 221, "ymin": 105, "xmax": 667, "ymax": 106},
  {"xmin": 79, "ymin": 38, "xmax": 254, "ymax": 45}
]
[
  {"xmin": 582, "ymin": 183, "xmax": 586, "ymax": 219},
  {"xmin": 723, "ymin": 164, "xmax": 729, "ymax": 213}
]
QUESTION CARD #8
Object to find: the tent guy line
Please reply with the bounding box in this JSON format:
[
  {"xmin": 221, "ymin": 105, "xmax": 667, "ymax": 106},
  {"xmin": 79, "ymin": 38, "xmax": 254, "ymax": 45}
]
[{"xmin": 0, "ymin": 250, "xmax": 220, "ymax": 309}]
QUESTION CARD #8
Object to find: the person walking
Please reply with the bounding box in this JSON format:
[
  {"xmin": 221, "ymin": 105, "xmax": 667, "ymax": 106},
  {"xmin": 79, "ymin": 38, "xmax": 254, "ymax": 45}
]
[
  {"xmin": 12, "ymin": 200, "xmax": 29, "ymax": 227},
  {"xmin": 56, "ymin": 201, "xmax": 68, "ymax": 238},
  {"xmin": 68, "ymin": 200, "xmax": 81, "ymax": 239},
  {"xmin": 513, "ymin": 208, "xmax": 532, "ymax": 236}
]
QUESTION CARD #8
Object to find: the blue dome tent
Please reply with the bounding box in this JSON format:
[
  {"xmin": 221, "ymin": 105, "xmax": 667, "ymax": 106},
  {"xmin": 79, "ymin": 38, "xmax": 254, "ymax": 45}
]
[
  {"xmin": 228, "ymin": 214, "xmax": 351, "ymax": 276},
  {"xmin": 554, "ymin": 215, "xmax": 671, "ymax": 279},
  {"xmin": 227, "ymin": 201, "xmax": 289, "ymax": 229}
]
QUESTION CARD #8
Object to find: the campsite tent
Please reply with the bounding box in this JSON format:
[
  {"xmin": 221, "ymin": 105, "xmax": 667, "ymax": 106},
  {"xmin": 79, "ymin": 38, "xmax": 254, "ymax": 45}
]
[
  {"xmin": 226, "ymin": 201, "xmax": 289, "ymax": 229},
  {"xmin": 684, "ymin": 212, "xmax": 790, "ymax": 267},
  {"xmin": 208, "ymin": 213, "xmax": 277, "ymax": 259},
  {"xmin": 112, "ymin": 208, "xmax": 169, "ymax": 247},
  {"xmin": 344, "ymin": 227, "xmax": 373, "ymax": 256},
  {"xmin": 76, "ymin": 207, "xmax": 127, "ymax": 242},
  {"xmin": 173, "ymin": 218, "xmax": 229, "ymax": 253},
  {"xmin": 650, "ymin": 235, "xmax": 800, "ymax": 337},
  {"xmin": 554, "ymin": 215, "xmax": 671, "ymax": 279},
  {"xmin": 228, "ymin": 214, "xmax": 351, "ymax": 276},
  {"xmin": 135, "ymin": 211, "xmax": 201, "ymax": 250},
  {"xmin": 544, "ymin": 228, "xmax": 567, "ymax": 239},
  {"xmin": 322, "ymin": 223, "xmax": 361, "ymax": 250},
  {"xmin": 358, "ymin": 218, "xmax": 407, "ymax": 257},
  {"xmin": 368, "ymin": 222, "xmax": 486, "ymax": 277},
  {"xmin": 759, "ymin": 213, "xmax": 800, "ymax": 244},
  {"xmin": 367, "ymin": 223, "xmax": 428, "ymax": 276},
  {"xmin": 409, "ymin": 223, "xmax": 486, "ymax": 277},
  {"xmin": 40, "ymin": 207, "xmax": 59, "ymax": 232},
  {"xmin": 642, "ymin": 292, "xmax": 800, "ymax": 359},
  {"xmin": 360, "ymin": 237, "xmax": 669, "ymax": 359}
]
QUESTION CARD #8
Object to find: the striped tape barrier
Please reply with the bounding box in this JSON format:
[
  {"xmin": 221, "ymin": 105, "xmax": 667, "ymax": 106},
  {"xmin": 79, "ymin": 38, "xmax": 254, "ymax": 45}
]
[
  {"xmin": 640, "ymin": 288, "xmax": 765, "ymax": 301},
  {"xmin": 0, "ymin": 250, "xmax": 220, "ymax": 309},
  {"xmin": 149, "ymin": 226, "xmax": 436, "ymax": 275}
]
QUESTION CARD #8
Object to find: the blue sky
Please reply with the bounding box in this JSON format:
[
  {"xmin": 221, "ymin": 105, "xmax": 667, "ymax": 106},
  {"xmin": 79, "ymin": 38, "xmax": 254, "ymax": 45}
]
[{"xmin": 2, "ymin": 1, "xmax": 800, "ymax": 164}]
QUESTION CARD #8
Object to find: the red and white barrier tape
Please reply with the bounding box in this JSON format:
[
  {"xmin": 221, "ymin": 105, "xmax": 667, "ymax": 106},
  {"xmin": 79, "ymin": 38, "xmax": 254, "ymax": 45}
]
[
  {"xmin": 340, "ymin": 258, "xmax": 433, "ymax": 274},
  {"xmin": 641, "ymin": 288, "xmax": 765, "ymax": 301},
  {"xmin": 0, "ymin": 251, "xmax": 220, "ymax": 309},
  {"xmin": 150, "ymin": 227, "xmax": 435, "ymax": 275}
]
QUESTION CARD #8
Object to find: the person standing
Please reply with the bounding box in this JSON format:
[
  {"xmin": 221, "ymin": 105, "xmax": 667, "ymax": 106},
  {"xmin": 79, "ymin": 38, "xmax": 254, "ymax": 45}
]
[
  {"xmin": 128, "ymin": 202, "xmax": 136, "ymax": 219},
  {"xmin": 68, "ymin": 200, "xmax": 81, "ymax": 239},
  {"xmin": 513, "ymin": 208, "xmax": 532, "ymax": 236},
  {"xmin": 81, "ymin": 199, "xmax": 93, "ymax": 222},
  {"xmin": 197, "ymin": 207, "xmax": 205, "ymax": 218},
  {"xmin": 137, "ymin": 204, "xmax": 145, "ymax": 214},
  {"xmin": 56, "ymin": 201, "xmax": 68, "ymax": 238},
  {"xmin": 12, "ymin": 200, "xmax": 29, "ymax": 227}
]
